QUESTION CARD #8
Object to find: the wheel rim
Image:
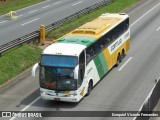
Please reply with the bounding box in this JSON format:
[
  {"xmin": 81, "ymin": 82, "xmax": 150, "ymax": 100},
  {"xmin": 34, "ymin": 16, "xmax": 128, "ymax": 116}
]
[{"xmin": 88, "ymin": 82, "xmax": 92, "ymax": 94}]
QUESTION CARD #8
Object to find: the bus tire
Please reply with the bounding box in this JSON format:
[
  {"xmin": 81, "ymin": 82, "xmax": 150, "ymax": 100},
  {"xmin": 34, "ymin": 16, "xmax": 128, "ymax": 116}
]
[
  {"xmin": 122, "ymin": 49, "xmax": 126, "ymax": 59},
  {"xmin": 86, "ymin": 81, "xmax": 92, "ymax": 96},
  {"xmin": 115, "ymin": 54, "xmax": 122, "ymax": 67}
]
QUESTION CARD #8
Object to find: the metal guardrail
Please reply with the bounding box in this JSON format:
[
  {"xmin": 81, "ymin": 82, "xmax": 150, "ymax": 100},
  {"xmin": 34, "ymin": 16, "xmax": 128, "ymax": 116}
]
[
  {"xmin": 134, "ymin": 78, "xmax": 160, "ymax": 120},
  {"xmin": 0, "ymin": 0, "xmax": 112, "ymax": 56},
  {"xmin": 0, "ymin": 31, "xmax": 40, "ymax": 56}
]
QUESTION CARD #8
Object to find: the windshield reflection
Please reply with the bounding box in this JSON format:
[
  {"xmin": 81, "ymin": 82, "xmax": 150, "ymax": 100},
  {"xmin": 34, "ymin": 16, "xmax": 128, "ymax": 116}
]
[{"xmin": 40, "ymin": 67, "xmax": 77, "ymax": 91}]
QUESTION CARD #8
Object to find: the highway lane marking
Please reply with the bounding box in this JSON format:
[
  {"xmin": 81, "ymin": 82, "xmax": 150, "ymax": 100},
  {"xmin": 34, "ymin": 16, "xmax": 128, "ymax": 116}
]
[
  {"xmin": 28, "ymin": 10, "xmax": 37, "ymax": 14},
  {"xmin": 156, "ymin": 26, "xmax": 160, "ymax": 32},
  {"xmin": 21, "ymin": 18, "xmax": 40, "ymax": 26},
  {"xmin": 121, "ymin": 3, "xmax": 160, "ymax": 71},
  {"xmin": 130, "ymin": 2, "xmax": 160, "ymax": 27},
  {"xmin": 42, "ymin": 5, "xmax": 50, "ymax": 8},
  {"xmin": 9, "ymin": 96, "xmax": 41, "ymax": 120},
  {"xmin": 118, "ymin": 57, "xmax": 133, "ymax": 71},
  {"xmin": 0, "ymin": 20, "xmax": 7, "ymax": 24},
  {"xmin": 72, "ymin": 1, "xmax": 83, "ymax": 6},
  {"xmin": 54, "ymin": 1, "xmax": 62, "ymax": 5},
  {"xmin": 16, "ymin": 0, "xmax": 50, "ymax": 12},
  {"xmin": 21, "ymin": 96, "xmax": 41, "ymax": 111}
]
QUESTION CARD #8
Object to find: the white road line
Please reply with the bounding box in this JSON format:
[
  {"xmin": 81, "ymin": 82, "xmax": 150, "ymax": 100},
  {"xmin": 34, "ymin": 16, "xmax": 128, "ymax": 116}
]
[
  {"xmin": 119, "ymin": 3, "xmax": 160, "ymax": 71},
  {"xmin": 156, "ymin": 26, "xmax": 160, "ymax": 32},
  {"xmin": 130, "ymin": 2, "xmax": 160, "ymax": 27},
  {"xmin": 17, "ymin": 15, "xmax": 23, "ymax": 18},
  {"xmin": 118, "ymin": 57, "xmax": 133, "ymax": 71},
  {"xmin": 28, "ymin": 10, "xmax": 37, "ymax": 14},
  {"xmin": 21, "ymin": 18, "xmax": 39, "ymax": 26},
  {"xmin": 42, "ymin": 5, "xmax": 50, "ymax": 8},
  {"xmin": 0, "ymin": 20, "xmax": 7, "ymax": 24},
  {"xmin": 54, "ymin": 1, "xmax": 62, "ymax": 5},
  {"xmin": 72, "ymin": 1, "xmax": 83, "ymax": 6},
  {"xmin": 21, "ymin": 96, "xmax": 41, "ymax": 111},
  {"xmin": 10, "ymin": 96, "xmax": 41, "ymax": 120},
  {"xmin": 16, "ymin": 0, "xmax": 50, "ymax": 12}
]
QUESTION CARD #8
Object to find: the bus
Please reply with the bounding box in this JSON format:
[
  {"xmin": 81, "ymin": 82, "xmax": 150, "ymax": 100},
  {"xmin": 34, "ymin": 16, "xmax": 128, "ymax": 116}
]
[{"xmin": 32, "ymin": 13, "xmax": 130, "ymax": 102}]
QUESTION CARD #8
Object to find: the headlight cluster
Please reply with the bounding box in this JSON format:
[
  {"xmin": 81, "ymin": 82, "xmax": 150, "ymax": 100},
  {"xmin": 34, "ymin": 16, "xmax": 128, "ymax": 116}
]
[
  {"xmin": 41, "ymin": 91, "xmax": 46, "ymax": 95},
  {"xmin": 41, "ymin": 90, "xmax": 77, "ymax": 97},
  {"xmin": 68, "ymin": 93, "xmax": 77, "ymax": 97}
]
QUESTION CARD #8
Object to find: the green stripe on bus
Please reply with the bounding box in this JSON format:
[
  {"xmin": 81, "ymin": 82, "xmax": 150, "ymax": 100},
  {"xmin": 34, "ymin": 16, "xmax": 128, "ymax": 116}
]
[
  {"xmin": 94, "ymin": 52, "xmax": 108, "ymax": 78},
  {"xmin": 93, "ymin": 54, "xmax": 105, "ymax": 78},
  {"xmin": 99, "ymin": 52, "xmax": 108, "ymax": 74},
  {"xmin": 57, "ymin": 36, "xmax": 97, "ymax": 47}
]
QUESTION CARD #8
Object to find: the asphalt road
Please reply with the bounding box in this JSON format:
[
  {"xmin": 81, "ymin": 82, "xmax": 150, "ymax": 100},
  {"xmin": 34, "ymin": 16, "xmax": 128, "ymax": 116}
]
[
  {"xmin": 0, "ymin": 0, "xmax": 160, "ymax": 120},
  {"xmin": 0, "ymin": 0, "xmax": 104, "ymax": 45}
]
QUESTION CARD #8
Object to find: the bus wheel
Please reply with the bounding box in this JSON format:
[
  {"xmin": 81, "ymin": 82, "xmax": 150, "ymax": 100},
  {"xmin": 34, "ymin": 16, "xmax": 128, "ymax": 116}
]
[
  {"xmin": 122, "ymin": 49, "xmax": 126, "ymax": 59},
  {"xmin": 86, "ymin": 81, "xmax": 92, "ymax": 96},
  {"xmin": 115, "ymin": 54, "xmax": 122, "ymax": 67}
]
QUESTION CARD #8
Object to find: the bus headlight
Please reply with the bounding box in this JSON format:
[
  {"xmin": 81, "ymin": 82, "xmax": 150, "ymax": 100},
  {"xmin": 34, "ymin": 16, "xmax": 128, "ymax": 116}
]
[
  {"xmin": 69, "ymin": 94, "xmax": 74, "ymax": 97},
  {"xmin": 68, "ymin": 93, "xmax": 77, "ymax": 97},
  {"xmin": 41, "ymin": 91, "xmax": 46, "ymax": 95}
]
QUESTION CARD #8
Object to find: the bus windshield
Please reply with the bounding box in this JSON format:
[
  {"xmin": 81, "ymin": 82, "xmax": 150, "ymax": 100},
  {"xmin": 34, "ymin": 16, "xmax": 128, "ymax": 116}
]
[
  {"xmin": 41, "ymin": 55, "xmax": 78, "ymax": 68},
  {"xmin": 40, "ymin": 55, "xmax": 78, "ymax": 91}
]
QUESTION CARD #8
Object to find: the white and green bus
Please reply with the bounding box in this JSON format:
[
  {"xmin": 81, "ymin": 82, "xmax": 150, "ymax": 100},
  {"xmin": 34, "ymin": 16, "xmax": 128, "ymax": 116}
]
[{"xmin": 32, "ymin": 13, "xmax": 130, "ymax": 102}]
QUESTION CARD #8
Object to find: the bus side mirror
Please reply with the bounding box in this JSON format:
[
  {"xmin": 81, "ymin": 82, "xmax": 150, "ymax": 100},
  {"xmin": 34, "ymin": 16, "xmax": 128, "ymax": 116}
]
[
  {"xmin": 32, "ymin": 63, "xmax": 39, "ymax": 77},
  {"xmin": 74, "ymin": 65, "xmax": 79, "ymax": 80}
]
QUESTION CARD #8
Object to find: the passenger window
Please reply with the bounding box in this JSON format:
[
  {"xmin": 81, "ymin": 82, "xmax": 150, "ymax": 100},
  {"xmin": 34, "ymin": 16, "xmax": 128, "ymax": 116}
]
[
  {"xmin": 86, "ymin": 54, "xmax": 91, "ymax": 64},
  {"xmin": 94, "ymin": 42, "xmax": 100, "ymax": 55},
  {"xmin": 79, "ymin": 51, "xmax": 85, "ymax": 84}
]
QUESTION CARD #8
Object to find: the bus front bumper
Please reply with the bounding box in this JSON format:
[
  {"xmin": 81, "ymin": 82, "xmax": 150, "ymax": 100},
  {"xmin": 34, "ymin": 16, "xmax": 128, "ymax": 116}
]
[{"xmin": 41, "ymin": 93, "xmax": 81, "ymax": 102}]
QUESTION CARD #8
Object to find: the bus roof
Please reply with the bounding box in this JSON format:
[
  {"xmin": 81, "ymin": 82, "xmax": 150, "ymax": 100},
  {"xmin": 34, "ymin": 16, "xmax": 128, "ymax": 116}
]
[
  {"xmin": 57, "ymin": 36, "xmax": 97, "ymax": 47},
  {"xmin": 44, "ymin": 13, "xmax": 129, "ymax": 56},
  {"xmin": 71, "ymin": 13, "xmax": 126, "ymax": 37},
  {"xmin": 42, "ymin": 43, "xmax": 86, "ymax": 56},
  {"xmin": 57, "ymin": 13, "xmax": 129, "ymax": 46}
]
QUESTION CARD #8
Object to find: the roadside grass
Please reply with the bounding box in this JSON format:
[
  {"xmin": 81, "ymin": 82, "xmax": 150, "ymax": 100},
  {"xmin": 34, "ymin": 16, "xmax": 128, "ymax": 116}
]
[
  {"xmin": 47, "ymin": 0, "xmax": 139, "ymax": 39},
  {"xmin": 0, "ymin": 44, "xmax": 42, "ymax": 85},
  {"xmin": 0, "ymin": 0, "xmax": 44, "ymax": 15}
]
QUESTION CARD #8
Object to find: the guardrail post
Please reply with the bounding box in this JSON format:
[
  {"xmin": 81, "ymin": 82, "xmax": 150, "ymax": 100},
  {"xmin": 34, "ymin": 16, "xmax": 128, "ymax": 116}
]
[{"xmin": 40, "ymin": 24, "xmax": 46, "ymax": 45}]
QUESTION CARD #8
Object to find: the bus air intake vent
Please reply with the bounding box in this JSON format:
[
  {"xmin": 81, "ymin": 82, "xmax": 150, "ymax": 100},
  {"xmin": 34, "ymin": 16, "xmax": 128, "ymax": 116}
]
[
  {"xmin": 81, "ymin": 40, "xmax": 89, "ymax": 43},
  {"xmin": 72, "ymin": 30, "xmax": 84, "ymax": 34},
  {"xmin": 58, "ymin": 39, "xmax": 65, "ymax": 42},
  {"xmin": 119, "ymin": 13, "xmax": 126, "ymax": 15},
  {"xmin": 67, "ymin": 39, "xmax": 78, "ymax": 42}
]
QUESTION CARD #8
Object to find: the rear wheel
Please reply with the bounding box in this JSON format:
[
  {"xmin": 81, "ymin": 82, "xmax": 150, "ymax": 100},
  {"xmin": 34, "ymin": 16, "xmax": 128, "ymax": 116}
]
[
  {"xmin": 86, "ymin": 81, "xmax": 92, "ymax": 96},
  {"xmin": 115, "ymin": 54, "xmax": 122, "ymax": 67},
  {"xmin": 121, "ymin": 49, "xmax": 126, "ymax": 59}
]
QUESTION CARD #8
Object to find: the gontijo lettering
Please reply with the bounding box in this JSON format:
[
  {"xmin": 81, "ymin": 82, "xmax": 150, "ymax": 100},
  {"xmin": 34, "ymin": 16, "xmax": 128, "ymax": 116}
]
[{"xmin": 111, "ymin": 39, "xmax": 122, "ymax": 51}]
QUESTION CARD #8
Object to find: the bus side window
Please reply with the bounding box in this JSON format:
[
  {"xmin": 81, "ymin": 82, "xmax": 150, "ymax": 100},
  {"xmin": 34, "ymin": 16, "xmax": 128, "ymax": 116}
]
[
  {"xmin": 94, "ymin": 42, "xmax": 100, "ymax": 55},
  {"xmin": 100, "ymin": 45, "xmax": 104, "ymax": 50},
  {"xmin": 106, "ymin": 38, "xmax": 111, "ymax": 46},
  {"xmin": 122, "ymin": 18, "xmax": 129, "ymax": 32},
  {"xmin": 86, "ymin": 54, "xmax": 91, "ymax": 64},
  {"xmin": 125, "ymin": 18, "xmax": 129, "ymax": 31},
  {"xmin": 86, "ymin": 47, "xmax": 94, "ymax": 64},
  {"xmin": 79, "ymin": 51, "xmax": 85, "ymax": 84}
]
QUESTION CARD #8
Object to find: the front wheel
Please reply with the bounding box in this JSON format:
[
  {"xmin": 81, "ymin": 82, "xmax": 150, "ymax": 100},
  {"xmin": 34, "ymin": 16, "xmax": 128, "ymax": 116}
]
[{"xmin": 86, "ymin": 81, "xmax": 92, "ymax": 96}]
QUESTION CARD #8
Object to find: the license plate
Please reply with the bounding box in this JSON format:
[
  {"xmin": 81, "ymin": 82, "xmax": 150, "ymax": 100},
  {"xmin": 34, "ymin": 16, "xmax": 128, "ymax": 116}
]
[{"xmin": 54, "ymin": 98, "xmax": 60, "ymax": 101}]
